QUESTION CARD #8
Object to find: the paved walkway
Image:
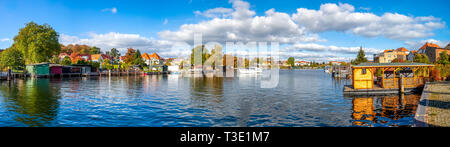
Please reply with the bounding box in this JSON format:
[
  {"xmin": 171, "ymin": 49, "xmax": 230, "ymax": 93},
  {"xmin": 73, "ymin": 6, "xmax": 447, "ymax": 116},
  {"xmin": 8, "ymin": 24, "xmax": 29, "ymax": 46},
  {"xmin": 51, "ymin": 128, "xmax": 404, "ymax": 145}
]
[{"xmin": 415, "ymin": 81, "xmax": 450, "ymax": 127}]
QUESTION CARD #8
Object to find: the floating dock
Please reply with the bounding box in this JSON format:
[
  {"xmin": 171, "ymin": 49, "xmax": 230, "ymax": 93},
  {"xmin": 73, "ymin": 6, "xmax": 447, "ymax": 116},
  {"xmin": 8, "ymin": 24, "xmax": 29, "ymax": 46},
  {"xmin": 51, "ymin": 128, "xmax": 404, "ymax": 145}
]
[
  {"xmin": 344, "ymin": 63, "xmax": 434, "ymax": 95},
  {"xmin": 343, "ymin": 85, "xmax": 422, "ymax": 95}
]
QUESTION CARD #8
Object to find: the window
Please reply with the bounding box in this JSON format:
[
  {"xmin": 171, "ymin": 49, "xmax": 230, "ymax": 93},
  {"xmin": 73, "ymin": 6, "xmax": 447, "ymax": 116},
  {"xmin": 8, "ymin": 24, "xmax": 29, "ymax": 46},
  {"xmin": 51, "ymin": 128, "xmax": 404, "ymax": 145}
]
[{"xmin": 362, "ymin": 69, "xmax": 367, "ymax": 74}]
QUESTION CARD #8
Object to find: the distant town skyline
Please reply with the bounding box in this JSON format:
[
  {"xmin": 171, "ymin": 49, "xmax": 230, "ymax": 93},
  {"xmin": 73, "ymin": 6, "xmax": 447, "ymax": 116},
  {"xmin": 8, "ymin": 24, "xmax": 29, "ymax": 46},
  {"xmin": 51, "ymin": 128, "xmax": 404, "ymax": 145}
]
[{"xmin": 0, "ymin": 0, "xmax": 449, "ymax": 61}]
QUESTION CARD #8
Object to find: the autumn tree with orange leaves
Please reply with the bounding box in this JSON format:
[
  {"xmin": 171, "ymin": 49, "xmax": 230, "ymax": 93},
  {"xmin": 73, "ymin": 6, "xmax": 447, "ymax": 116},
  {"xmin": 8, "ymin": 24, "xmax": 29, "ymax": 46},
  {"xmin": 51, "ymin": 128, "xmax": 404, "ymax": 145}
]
[{"xmin": 123, "ymin": 48, "xmax": 136, "ymax": 64}]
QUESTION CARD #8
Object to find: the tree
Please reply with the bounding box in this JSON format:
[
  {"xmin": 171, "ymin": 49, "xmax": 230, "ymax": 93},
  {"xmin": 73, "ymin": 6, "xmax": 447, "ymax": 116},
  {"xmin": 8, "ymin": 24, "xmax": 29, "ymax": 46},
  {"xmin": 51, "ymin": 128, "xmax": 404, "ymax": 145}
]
[
  {"xmin": 87, "ymin": 61, "xmax": 100, "ymax": 69},
  {"xmin": 70, "ymin": 52, "xmax": 82, "ymax": 64},
  {"xmin": 133, "ymin": 49, "xmax": 146, "ymax": 67},
  {"xmin": 190, "ymin": 45, "xmax": 209, "ymax": 65},
  {"xmin": 244, "ymin": 58, "xmax": 250, "ymax": 68},
  {"xmin": 437, "ymin": 51, "xmax": 450, "ymax": 65},
  {"xmin": 109, "ymin": 48, "xmax": 121, "ymax": 60},
  {"xmin": 76, "ymin": 59, "xmax": 87, "ymax": 65},
  {"xmin": 12, "ymin": 22, "xmax": 60, "ymax": 64},
  {"xmin": 123, "ymin": 48, "xmax": 136, "ymax": 64},
  {"xmin": 352, "ymin": 46, "xmax": 368, "ymax": 65},
  {"xmin": 234, "ymin": 56, "xmax": 237, "ymax": 68},
  {"xmin": 413, "ymin": 53, "xmax": 430, "ymax": 64},
  {"xmin": 0, "ymin": 47, "xmax": 25, "ymax": 70},
  {"xmin": 392, "ymin": 58, "xmax": 405, "ymax": 63},
  {"xmin": 90, "ymin": 46, "xmax": 101, "ymax": 54},
  {"xmin": 49, "ymin": 55, "xmax": 60, "ymax": 64},
  {"xmin": 61, "ymin": 56, "xmax": 72, "ymax": 65},
  {"xmin": 287, "ymin": 57, "xmax": 295, "ymax": 67}
]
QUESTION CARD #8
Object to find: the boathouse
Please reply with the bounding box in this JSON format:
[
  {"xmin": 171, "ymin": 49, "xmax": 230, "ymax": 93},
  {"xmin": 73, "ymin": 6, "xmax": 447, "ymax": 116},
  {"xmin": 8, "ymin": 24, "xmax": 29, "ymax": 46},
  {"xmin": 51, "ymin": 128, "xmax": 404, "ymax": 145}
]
[
  {"xmin": 72, "ymin": 64, "xmax": 91, "ymax": 75},
  {"xmin": 26, "ymin": 63, "xmax": 50, "ymax": 77},
  {"xmin": 345, "ymin": 63, "xmax": 434, "ymax": 94},
  {"xmin": 49, "ymin": 64, "xmax": 63, "ymax": 76}
]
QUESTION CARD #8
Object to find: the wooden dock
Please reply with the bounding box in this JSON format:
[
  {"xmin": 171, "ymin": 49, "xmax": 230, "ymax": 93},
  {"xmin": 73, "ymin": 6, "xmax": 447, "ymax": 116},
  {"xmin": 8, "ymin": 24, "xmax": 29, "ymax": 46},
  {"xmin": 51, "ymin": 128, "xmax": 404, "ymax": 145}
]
[
  {"xmin": 144, "ymin": 71, "xmax": 170, "ymax": 75},
  {"xmin": 343, "ymin": 85, "xmax": 422, "ymax": 95}
]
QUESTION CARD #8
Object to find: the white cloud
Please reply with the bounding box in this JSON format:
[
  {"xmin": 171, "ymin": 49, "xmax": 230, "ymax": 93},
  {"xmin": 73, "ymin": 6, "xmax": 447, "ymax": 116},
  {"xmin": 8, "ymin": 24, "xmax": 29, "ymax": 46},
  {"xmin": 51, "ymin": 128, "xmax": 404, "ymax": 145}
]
[
  {"xmin": 404, "ymin": 39, "xmax": 449, "ymax": 49},
  {"xmin": 358, "ymin": 7, "xmax": 370, "ymax": 11},
  {"xmin": 279, "ymin": 52, "xmax": 354, "ymax": 62},
  {"xmin": 292, "ymin": 3, "xmax": 445, "ymax": 40},
  {"xmin": 283, "ymin": 43, "xmax": 382, "ymax": 55},
  {"xmin": 159, "ymin": 0, "xmax": 323, "ymax": 43},
  {"xmin": 58, "ymin": 1, "xmax": 447, "ymax": 62},
  {"xmin": 102, "ymin": 7, "xmax": 117, "ymax": 14},
  {"xmin": 194, "ymin": 7, "xmax": 234, "ymax": 18},
  {"xmin": 0, "ymin": 38, "xmax": 10, "ymax": 42}
]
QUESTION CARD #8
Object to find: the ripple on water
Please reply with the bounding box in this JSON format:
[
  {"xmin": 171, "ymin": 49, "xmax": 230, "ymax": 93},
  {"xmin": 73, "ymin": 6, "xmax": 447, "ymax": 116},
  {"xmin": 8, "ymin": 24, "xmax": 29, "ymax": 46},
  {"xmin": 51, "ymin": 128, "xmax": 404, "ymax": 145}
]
[{"xmin": 0, "ymin": 71, "xmax": 421, "ymax": 127}]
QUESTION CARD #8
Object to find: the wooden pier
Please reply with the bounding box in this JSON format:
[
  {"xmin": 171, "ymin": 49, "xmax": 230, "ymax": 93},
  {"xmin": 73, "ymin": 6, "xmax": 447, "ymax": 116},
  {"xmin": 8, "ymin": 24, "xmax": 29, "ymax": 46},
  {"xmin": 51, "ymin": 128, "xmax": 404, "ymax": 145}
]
[
  {"xmin": 343, "ymin": 85, "xmax": 422, "ymax": 95},
  {"xmin": 344, "ymin": 63, "xmax": 434, "ymax": 95}
]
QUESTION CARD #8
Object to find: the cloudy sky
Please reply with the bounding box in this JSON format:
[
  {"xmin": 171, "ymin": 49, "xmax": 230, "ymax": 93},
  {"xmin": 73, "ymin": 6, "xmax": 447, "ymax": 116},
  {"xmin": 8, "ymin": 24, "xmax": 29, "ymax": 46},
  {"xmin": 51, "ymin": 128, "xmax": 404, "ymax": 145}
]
[{"xmin": 0, "ymin": 0, "xmax": 449, "ymax": 61}]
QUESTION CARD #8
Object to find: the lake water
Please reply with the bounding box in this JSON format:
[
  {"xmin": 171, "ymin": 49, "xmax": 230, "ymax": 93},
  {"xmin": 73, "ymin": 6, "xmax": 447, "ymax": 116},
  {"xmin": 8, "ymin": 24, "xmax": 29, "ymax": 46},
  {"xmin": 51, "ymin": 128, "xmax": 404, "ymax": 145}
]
[{"xmin": 0, "ymin": 70, "xmax": 421, "ymax": 127}]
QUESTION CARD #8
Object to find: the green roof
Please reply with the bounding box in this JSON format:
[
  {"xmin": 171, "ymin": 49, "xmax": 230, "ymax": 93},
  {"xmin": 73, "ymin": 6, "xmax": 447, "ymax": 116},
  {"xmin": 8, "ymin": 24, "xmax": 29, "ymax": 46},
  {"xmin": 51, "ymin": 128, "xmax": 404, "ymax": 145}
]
[
  {"xmin": 353, "ymin": 62, "xmax": 434, "ymax": 68},
  {"xmin": 26, "ymin": 62, "xmax": 50, "ymax": 66}
]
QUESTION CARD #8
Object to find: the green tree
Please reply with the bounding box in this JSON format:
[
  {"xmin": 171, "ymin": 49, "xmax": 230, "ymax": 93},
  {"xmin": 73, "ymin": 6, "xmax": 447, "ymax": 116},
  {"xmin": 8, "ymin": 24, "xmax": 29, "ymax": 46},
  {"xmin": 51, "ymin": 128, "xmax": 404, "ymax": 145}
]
[
  {"xmin": 190, "ymin": 45, "xmax": 209, "ymax": 65},
  {"xmin": 90, "ymin": 46, "xmax": 101, "ymax": 54},
  {"xmin": 49, "ymin": 55, "xmax": 60, "ymax": 64},
  {"xmin": 437, "ymin": 51, "xmax": 450, "ymax": 65},
  {"xmin": 413, "ymin": 53, "xmax": 430, "ymax": 64},
  {"xmin": 287, "ymin": 57, "xmax": 295, "ymax": 67},
  {"xmin": 133, "ymin": 49, "xmax": 145, "ymax": 66},
  {"xmin": 0, "ymin": 48, "xmax": 25, "ymax": 70},
  {"xmin": 87, "ymin": 61, "xmax": 100, "ymax": 69},
  {"xmin": 234, "ymin": 56, "xmax": 237, "ymax": 68},
  {"xmin": 109, "ymin": 48, "xmax": 121, "ymax": 60},
  {"xmin": 244, "ymin": 58, "xmax": 249, "ymax": 68},
  {"xmin": 352, "ymin": 47, "xmax": 368, "ymax": 65},
  {"xmin": 61, "ymin": 56, "xmax": 72, "ymax": 65},
  {"xmin": 12, "ymin": 22, "xmax": 60, "ymax": 64},
  {"xmin": 76, "ymin": 59, "xmax": 87, "ymax": 65}
]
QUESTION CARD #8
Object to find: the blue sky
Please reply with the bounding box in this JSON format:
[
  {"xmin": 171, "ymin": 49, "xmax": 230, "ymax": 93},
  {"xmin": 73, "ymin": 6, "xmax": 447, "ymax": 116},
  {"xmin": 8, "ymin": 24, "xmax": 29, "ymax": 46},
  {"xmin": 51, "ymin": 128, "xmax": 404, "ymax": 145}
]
[{"xmin": 0, "ymin": 0, "xmax": 449, "ymax": 61}]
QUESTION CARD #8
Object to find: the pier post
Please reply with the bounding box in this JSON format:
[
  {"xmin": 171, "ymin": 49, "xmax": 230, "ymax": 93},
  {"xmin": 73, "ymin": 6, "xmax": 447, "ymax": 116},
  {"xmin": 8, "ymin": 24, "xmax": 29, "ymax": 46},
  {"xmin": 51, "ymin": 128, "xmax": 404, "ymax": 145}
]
[
  {"xmin": 400, "ymin": 75, "xmax": 404, "ymax": 93},
  {"xmin": 7, "ymin": 69, "xmax": 11, "ymax": 81}
]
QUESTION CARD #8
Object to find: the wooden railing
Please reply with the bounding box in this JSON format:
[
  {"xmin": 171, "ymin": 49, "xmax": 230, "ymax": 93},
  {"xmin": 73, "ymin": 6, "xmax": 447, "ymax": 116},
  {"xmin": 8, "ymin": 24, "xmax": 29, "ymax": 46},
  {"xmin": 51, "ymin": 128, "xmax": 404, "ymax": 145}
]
[{"xmin": 381, "ymin": 77, "xmax": 428, "ymax": 88}]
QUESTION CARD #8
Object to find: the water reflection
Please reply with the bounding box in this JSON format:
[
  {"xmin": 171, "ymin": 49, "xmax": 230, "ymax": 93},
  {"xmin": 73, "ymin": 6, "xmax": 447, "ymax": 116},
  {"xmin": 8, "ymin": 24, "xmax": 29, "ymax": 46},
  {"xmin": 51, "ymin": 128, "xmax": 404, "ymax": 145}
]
[
  {"xmin": 0, "ymin": 70, "xmax": 424, "ymax": 127},
  {"xmin": 189, "ymin": 77, "xmax": 225, "ymax": 105},
  {"xmin": 0, "ymin": 79, "xmax": 61, "ymax": 127},
  {"xmin": 351, "ymin": 94, "xmax": 421, "ymax": 127}
]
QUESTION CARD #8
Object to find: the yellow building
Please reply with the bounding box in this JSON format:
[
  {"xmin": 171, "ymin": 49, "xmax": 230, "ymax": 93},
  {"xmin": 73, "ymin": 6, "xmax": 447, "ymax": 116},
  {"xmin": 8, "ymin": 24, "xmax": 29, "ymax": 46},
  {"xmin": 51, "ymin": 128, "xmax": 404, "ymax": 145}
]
[
  {"xmin": 374, "ymin": 47, "xmax": 409, "ymax": 63},
  {"xmin": 353, "ymin": 68, "xmax": 374, "ymax": 89},
  {"xmin": 350, "ymin": 63, "xmax": 434, "ymax": 90}
]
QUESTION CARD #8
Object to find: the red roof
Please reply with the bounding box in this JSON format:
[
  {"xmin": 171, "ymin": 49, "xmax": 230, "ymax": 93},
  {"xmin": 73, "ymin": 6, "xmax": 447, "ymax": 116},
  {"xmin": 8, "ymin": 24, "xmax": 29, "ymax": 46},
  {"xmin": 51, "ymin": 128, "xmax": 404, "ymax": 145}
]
[
  {"xmin": 142, "ymin": 52, "xmax": 161, "ymax": 60},
  {"xmin": 419, "ymin": 42, "xmax": 440, "ymax": 50},
  {"xmin": 396, "ymin": 47, "xmax": 409, "ymax": 52},
  {"xmin": 149, "ymin": 53, "xmax": 161, "ymax": 60}
]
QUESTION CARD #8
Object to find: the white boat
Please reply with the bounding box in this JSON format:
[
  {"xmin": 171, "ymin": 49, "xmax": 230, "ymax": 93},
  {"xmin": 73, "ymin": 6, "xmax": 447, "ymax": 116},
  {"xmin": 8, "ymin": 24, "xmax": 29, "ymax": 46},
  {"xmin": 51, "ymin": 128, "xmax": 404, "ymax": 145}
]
[{"xmin": 238, "ymin": 67, "xmax": 263, "ymax": 74}]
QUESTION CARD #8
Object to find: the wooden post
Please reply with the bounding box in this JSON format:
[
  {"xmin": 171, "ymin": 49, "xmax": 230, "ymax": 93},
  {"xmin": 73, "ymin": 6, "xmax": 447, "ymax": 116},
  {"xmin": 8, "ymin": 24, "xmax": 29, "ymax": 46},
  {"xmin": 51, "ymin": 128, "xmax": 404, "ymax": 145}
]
[
  {"xmin": 7, "ymin": 69, "xmax": 11, "ymax": 81},
  {"xmin": 400, "ymin": 75, "xmax": 404, "ymax": 93},
  {"xmin": 352, "ymin": 68, "xmax": 355, "ymax": 88},
  {"xmin": 412, "ymin": 67, "xmax": 416, "ymax": 86},
  {"xmin": 393, "ymin": 68, "xmax": 396, "ymax": 89},
  {"xmin": 382, "ymin": 68, "xmax": 385, "ymax": 88}
]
